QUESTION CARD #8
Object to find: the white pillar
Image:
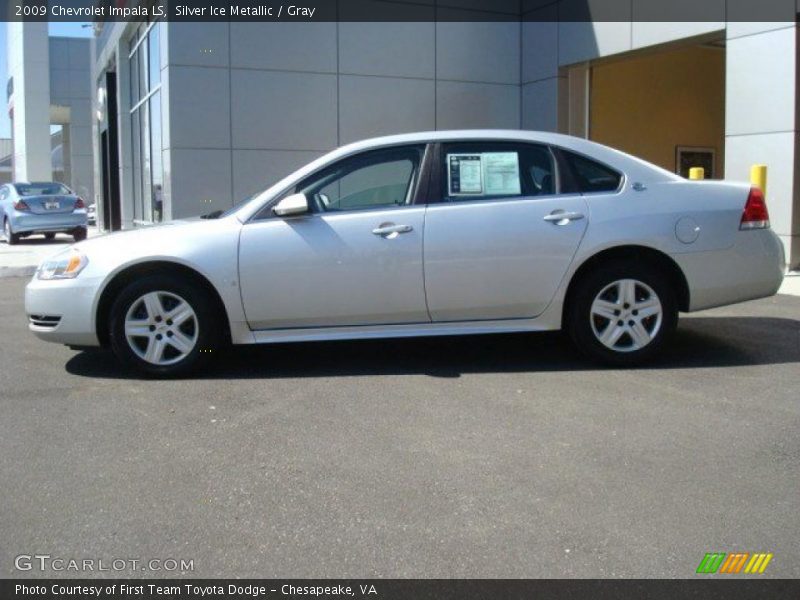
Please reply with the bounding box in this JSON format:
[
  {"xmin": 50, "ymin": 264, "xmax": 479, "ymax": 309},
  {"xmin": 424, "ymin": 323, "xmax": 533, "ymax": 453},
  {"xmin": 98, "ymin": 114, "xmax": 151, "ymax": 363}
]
[
  {"xmin": 7, "ymin": 22, "xmax": 51, "ymax": 182},
  {"xmin": 566, "ymin": 63, "xmax": 590, "ymax": 138}
]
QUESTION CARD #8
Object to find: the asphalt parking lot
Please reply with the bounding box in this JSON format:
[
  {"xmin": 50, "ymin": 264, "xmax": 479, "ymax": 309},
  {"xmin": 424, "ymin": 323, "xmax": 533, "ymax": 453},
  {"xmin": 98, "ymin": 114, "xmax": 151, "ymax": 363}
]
[{"xmin": 0, "ymin": 275, "xmax": 798, "ymax": 578}]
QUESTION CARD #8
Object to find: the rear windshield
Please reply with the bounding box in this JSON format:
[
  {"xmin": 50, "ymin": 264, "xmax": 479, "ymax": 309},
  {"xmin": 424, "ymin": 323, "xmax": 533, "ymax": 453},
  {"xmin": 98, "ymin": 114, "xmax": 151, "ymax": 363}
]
[{"xmin": 14, "ymin": 183, "xmax": 72, "ymax": 196}]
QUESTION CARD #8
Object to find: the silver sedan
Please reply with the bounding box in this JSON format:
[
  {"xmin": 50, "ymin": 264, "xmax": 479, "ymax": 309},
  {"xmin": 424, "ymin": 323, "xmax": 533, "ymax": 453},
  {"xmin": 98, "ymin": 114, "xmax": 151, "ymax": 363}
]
[{"xmin": 25, "ymin": 131, "xmax": 785, "ymax": 376}]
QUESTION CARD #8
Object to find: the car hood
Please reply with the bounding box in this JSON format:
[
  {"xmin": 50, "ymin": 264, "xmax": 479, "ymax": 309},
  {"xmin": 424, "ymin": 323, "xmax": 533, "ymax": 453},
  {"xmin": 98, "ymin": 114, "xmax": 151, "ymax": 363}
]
[
  {"xmin": 76, "ymin": 217, "xmax": 221, "ymax": 249},
  {"xmin": 55, "ymin": 216, "xmax": 243, "ymax": 278}
]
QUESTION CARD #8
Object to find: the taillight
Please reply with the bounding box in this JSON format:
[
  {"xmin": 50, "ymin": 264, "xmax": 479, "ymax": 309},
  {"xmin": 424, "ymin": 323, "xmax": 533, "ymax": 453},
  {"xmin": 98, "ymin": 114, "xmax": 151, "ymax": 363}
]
[
  {"xmin": 740, "ymin": 187, "xmax": 770, "ymax": 230},
  {"xmin": 13, "ymin": 200, "xmax": 30, "ymax": 212},
  {"xmin": 74, "ymin": 197, "xmax": 86, "ymax": 209}
]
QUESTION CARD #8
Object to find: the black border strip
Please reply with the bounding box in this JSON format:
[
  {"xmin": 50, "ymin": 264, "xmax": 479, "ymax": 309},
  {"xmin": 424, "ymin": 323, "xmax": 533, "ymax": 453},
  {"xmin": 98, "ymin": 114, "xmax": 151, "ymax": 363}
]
[
  {"xmin": 2, "ymin": 579, "xmax": 800, "ymax": 600},
  {"xmin": 2, "ymin": 0, "xmax": 799, "ymax": 23}
]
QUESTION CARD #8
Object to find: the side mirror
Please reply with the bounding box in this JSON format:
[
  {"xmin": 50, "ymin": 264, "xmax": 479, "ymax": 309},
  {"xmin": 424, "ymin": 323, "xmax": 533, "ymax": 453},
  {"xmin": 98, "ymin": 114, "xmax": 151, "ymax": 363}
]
[{"xmin": 273, "ymin": 193, "xmax": 309, "ymax": 217}]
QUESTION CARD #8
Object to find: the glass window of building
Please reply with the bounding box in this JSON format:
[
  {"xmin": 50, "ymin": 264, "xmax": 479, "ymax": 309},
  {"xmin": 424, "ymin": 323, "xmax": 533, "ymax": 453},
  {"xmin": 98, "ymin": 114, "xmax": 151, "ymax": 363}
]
[
  {"xmin": 129, "ymin": 21, "xmax": 163, "ymax": 224},
  {"xmin": 148, "ymin": 24, "xmax": 160, "ymax": 90}
]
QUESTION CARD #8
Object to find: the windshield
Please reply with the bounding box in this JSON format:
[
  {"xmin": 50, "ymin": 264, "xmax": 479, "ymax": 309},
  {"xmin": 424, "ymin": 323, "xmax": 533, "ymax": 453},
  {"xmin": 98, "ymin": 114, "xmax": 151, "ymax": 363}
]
[{"xmin": 14, "ymin": 183, "xmax": 72, "ymax": 196}]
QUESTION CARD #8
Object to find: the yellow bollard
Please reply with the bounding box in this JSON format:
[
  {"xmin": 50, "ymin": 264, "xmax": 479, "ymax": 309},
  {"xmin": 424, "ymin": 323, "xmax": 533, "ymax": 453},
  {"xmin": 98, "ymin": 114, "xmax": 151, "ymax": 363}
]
[
  {"xmin": 688, "ymin": 167, "xmax": 705, "ymax": 180},
  {"xmin": 750, "ymin": 164, "xmax": 767, "ymax": 197}
]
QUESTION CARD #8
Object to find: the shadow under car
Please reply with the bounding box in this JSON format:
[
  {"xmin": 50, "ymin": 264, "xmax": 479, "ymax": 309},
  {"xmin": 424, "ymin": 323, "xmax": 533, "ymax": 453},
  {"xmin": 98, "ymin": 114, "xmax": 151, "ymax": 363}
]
[{"xmin": 64, "ymin": 316, "xmax": 800, "ymax": 380}]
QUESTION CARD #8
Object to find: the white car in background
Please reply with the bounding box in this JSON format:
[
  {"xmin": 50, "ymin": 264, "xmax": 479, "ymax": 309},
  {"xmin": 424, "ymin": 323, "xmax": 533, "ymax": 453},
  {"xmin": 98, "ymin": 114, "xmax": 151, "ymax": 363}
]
[
  {"xmin": 25, "ymin": 131, "xmax": 784, "ymax": 377},
  {"xmin": 86, "ymin": 202, "xmax": 97, "ymax": 226}
]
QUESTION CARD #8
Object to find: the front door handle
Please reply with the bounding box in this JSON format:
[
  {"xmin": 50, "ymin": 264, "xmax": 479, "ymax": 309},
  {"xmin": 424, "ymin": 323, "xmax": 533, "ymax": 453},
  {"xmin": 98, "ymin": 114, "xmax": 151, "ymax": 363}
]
[
  {"xmin": 543, "ymin": 210, "xmax": 585, "ymax": 225},
  {"xmin": 372, "ymin": 223, "xmax": 413, "ymax": 237}
]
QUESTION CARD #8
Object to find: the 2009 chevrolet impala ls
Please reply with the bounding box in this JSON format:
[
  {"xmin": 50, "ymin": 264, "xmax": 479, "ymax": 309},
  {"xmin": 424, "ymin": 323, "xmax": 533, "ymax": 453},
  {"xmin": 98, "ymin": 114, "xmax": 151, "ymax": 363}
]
[{"xmin": 25, "ymin": 131, "xmax": 785, "ymax": 376}]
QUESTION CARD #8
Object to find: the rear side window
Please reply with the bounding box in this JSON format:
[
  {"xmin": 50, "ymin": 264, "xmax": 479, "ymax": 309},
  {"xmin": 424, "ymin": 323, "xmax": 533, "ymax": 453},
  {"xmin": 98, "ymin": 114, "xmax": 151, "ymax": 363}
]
[
  {"xmin": 562, "ymin": 151, "xmax": 621, "ymax": 193},
  {"xmin": 441, "ymin": 142, "xmax": 555, "ymax": 201}
]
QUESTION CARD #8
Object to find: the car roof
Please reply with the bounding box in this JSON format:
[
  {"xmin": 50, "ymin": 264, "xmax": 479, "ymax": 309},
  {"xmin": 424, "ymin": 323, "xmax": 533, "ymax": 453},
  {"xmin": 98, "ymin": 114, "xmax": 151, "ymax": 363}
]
[
  {"xmin": 335, "ymin": 130, "xmax": 587, "ymax": 155},
  {"xmin": 344, "ymin": 129, "xmax": 569, "ymax": 145},
  {"xmin": 11, "ymin": 181, "xmax": 70, "ymax": 187}
]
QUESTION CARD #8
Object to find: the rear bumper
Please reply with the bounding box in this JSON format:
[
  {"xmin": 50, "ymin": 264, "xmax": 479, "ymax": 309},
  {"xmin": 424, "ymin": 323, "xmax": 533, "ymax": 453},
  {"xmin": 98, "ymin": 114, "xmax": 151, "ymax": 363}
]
[
  {"xmin": 11, "ymin": 211, "xmax": 87, "ymax": 234},
  {"xmin": 674, "ymin": 229, "xmax": 785, "ymax": 312},
  {"xmin": 24, "ymin": 275, "xmax": 102, "ymax": 346}
]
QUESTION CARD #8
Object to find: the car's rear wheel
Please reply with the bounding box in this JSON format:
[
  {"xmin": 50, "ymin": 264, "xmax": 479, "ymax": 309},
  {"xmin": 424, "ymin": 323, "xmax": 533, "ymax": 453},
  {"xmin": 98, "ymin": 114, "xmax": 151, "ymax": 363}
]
[
  {"xmin": 73, "ymin": 227, "xmax": 87, "ymax": 242},
  {"xmin": 567, "ymin": 261, "xmax": 678, "ymax": 366},
  {"xmin": 109, "ymin": 275, "xmax": 222, "ymax": 377},
  {"xmin": 44, "ymin": 232, "xmax": 56, "ymax": 241},
  {"xmin": 4, "ymin": 218, "xmax": 20, "ymax": 245}
]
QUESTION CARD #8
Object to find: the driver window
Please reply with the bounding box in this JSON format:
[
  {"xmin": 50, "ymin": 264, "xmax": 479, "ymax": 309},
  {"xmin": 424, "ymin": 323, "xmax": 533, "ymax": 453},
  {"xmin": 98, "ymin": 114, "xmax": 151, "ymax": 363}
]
[{"xmin": 297, "ymin": 146, "xmax": 424, "ymax": 213}]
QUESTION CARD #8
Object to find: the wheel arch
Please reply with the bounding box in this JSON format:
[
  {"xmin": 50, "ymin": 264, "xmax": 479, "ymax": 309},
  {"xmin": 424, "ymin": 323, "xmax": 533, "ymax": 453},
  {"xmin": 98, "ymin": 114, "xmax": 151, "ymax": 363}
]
[
  {"xmin": 561, "ymin": 245, "xmax": 690, "ymax": 328},
  {"xmin": 95, "ymin": 260, "xmax": 232, "ymax": 348}
]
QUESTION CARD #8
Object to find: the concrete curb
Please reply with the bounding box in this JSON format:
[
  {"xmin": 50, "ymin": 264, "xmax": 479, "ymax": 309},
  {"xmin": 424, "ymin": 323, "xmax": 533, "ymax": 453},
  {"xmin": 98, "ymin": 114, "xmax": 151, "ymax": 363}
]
[
  {"xmin": 0, "ymin": 266, "xmax": 36, "ymax": 279},
  {"xmin": 778, "ymin": 272, "xmax": 800, "ymax": 297}
]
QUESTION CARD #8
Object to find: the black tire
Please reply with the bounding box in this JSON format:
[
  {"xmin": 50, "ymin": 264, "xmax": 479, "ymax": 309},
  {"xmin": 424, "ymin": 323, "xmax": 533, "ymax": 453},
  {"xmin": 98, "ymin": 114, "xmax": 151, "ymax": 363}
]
[
  {"xmin": 44, "ymin": 232, "xmax": 56, "ymax": 241},
  {"xmin": 73, "ymin": 227, "xmax": 88, "ymax": 242},
  {"xmin": 4, "ymin": 218, "xmax": 20, "ymax": 245},
  {"xmin": 108, "ymin": 274, "xmax": 223, "ymax": 377},
  {"xmin": 566, "ymin": 260, "xmax": 678, "ymax": 366}
]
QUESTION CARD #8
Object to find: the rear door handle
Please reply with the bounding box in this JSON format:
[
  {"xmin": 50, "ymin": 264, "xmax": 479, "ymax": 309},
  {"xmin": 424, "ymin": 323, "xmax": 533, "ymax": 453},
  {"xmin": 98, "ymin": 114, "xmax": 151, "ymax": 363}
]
[
  {"xmin": 543, "ymin": 210, "xmax": 585, "ymax": 224},
  {"xmin": 372, "ymin": 223, "xmax": 413, "ymax": 237}
]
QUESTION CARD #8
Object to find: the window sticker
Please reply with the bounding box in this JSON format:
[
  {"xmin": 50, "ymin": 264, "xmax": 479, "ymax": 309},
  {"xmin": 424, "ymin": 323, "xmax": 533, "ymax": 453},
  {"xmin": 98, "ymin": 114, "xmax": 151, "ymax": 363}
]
[
  {"xmin": 483, "ymin": 152, "xmax": 521, "ymax": 196},
  {"xmin": 448, "ymin": 154, "xmax": 483, "ymax": 195},
  {"xmin": 447, "ymin": 152, "xmax": 521, "ymax": 197}
]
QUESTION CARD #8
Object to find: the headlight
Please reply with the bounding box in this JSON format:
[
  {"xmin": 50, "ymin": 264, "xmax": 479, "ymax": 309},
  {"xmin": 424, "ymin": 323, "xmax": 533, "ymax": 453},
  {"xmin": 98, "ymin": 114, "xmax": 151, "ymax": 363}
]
[{"xmin": 37, "ymin": 250, "xmax": 89, "ymax": 280}]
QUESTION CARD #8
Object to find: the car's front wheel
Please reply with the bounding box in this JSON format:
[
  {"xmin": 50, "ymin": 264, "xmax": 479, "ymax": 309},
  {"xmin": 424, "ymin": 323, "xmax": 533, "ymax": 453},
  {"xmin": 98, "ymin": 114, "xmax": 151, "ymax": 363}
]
[
  {"xmin": 4, "ymin": 219, "xmax": 20, "ymax": 245},
  {"xmin": 109, "ymin": 275, "xmax": 222, "ymax": 377},
  {"xmin": 567, "ymin": 262, "xmax": 678, "ymax": 366}
]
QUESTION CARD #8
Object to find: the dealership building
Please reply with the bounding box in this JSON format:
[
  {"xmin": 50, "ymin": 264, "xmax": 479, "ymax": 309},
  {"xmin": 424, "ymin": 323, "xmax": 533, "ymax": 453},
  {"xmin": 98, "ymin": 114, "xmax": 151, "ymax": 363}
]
[{"xmin": 5, "ymin": 8, "xmax": 799, "ymax": 267}]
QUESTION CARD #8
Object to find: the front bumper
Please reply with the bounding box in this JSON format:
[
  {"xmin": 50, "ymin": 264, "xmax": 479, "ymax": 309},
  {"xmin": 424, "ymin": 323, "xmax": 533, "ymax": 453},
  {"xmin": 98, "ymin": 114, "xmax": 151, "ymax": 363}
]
[
  {"xmin": 11, "ymin": 211, "xmax": 87, "ymax": 234},
  {"xmin": 25, "ymin": 275, "xmax": 103, "ymax": 346}
]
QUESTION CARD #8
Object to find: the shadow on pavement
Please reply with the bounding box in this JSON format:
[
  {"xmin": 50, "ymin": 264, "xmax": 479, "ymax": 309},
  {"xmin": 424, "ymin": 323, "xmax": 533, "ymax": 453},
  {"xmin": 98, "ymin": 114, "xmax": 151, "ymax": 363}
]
[{"xmin": 64, "ymin": 316, "xmax": 800, "ymax": 380}]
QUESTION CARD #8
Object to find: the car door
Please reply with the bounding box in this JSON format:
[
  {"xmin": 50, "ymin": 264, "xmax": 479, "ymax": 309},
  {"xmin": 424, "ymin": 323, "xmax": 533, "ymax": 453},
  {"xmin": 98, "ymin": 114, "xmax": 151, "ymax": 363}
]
[
  {"xmin": 239, "ymin": 144, "xmax": 431, "ymax": 330},
  {"xmin": 423, "ymin": 141, "xmax": 589, "ymax": 322}
]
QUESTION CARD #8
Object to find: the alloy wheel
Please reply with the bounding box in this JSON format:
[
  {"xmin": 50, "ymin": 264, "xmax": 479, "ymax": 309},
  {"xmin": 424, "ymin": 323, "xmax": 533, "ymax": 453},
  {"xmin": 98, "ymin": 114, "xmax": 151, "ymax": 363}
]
[
  {"xmin": 124, "ymin": 291, "xmax": 199, "ymax": 366},
  {"xmin": 589, "ymin": 278, "xmax": 663, "ymax": 353}
]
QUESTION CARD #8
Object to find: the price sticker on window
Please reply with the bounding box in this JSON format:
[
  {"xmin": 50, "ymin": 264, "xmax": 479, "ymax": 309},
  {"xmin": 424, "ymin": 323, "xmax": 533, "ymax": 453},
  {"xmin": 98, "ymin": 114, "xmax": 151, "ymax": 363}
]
[
  {"xmin": 447, "ymin": 152, "xmax": 520, "ymax": 197},
  {"xmin": 448, "ymin": 154, "xmax": 483, "ymax": 195},
  {"xmin": 483, "ymin": 152, "xmax": 521, "ymax": 196}
]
